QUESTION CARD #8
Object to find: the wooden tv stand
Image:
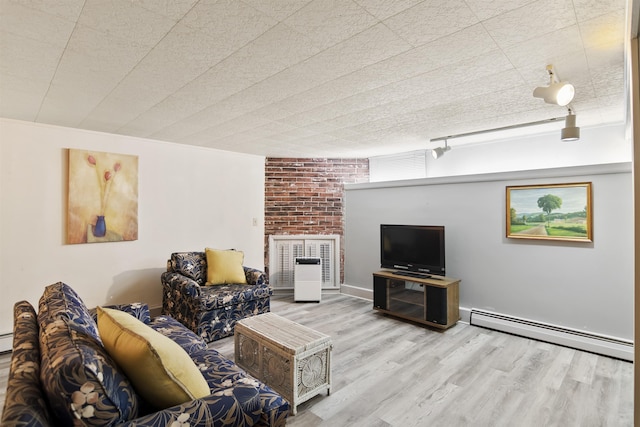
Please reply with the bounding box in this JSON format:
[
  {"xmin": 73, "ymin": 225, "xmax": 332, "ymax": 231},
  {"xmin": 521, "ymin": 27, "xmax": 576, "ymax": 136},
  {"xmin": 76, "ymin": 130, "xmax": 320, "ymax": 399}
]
[{"xmin": 373, "ymin": 270, "xmax": 460, "ymax": 329}]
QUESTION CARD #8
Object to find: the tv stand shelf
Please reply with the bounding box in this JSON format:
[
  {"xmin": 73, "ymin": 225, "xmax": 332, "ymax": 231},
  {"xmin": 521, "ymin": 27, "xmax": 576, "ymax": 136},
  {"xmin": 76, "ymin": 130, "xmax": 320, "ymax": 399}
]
[{"xmin": 373, "ymin": 270, "xmax": 460, "ymax": 329}]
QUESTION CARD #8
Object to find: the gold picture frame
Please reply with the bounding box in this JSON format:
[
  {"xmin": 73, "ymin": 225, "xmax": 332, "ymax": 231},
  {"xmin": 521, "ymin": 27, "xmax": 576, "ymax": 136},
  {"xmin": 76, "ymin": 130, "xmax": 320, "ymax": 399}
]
[{"xmin": 506, "ymin": 182, "xmax": 592, "ymax": 242}]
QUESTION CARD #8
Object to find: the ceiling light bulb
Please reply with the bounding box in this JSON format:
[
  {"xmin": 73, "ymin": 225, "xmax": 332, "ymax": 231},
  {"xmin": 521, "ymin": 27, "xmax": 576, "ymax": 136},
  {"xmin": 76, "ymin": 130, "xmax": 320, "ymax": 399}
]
[
  {"xmin": 554, "ymin": 82, "xmax": 575, "ymax": 106},
  {"xmin": 431, "ymin": 142, "xmax": 450, "ymax": 159},
  {"xmin": 533, "ymin": 81, "xmax": 575, "ymax": 106}
]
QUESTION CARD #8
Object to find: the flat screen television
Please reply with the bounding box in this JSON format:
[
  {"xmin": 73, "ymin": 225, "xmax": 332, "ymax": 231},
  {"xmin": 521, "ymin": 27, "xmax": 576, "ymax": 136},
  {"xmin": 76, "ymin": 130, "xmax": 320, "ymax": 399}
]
[{"xmin": 380, "ymin": 224, "xmax": 445, "ymax": 276}]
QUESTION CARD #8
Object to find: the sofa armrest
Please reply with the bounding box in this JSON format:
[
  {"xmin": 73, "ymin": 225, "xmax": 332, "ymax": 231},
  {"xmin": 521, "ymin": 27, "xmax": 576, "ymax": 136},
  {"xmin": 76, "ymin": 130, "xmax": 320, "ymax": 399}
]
[
  {"xmin": 120, "ymin": 383, "xmax": 287, "ymax": 427},
  {"xmin": 89, "ymin": 302, "xmax": 151, "ymax": 324},
  {"xmin": 244, "ymin": 267, "xmax": 267, "ymax": 286},
  {"xmin": 161, "ymin": 271, "xmax": 202, "ymax": 298}
]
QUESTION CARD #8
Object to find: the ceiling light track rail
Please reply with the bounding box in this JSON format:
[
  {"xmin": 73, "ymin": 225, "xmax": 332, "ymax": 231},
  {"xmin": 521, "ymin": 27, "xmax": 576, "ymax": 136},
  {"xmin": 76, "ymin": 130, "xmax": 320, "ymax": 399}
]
[{"xmin": 430, "ymin": 116, "xmax": 564, "ymax": 143}]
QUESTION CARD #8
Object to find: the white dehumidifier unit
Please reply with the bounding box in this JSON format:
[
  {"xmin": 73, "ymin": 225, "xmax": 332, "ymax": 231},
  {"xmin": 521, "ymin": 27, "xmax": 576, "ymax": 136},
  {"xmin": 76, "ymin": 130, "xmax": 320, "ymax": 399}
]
[{"xmin": 294, "ymin": 257, "xmax": 322, "ymax": 302}]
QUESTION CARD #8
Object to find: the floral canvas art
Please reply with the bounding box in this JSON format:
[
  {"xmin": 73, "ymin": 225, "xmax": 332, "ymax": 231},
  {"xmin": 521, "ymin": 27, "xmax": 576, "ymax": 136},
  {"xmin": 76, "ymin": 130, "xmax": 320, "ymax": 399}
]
[{"xmin": 67, "ymin": 149, "xmax": 138, "ymax": 244}]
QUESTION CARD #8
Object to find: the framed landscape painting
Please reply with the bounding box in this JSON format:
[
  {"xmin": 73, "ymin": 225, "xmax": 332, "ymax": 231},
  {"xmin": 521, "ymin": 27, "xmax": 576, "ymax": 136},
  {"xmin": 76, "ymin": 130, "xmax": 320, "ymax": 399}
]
[
  {"xmin": 506, "ymin": 182, "xmax": 592, "ymax": 242},
  {"xmin": 67, "ymin": 149, "xmax": 138, "ymax": 244}
]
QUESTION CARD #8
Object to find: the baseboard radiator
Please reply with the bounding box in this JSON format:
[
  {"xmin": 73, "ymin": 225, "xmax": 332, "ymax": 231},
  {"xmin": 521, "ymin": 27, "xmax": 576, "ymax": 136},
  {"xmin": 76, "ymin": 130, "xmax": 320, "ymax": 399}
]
[{"xmin": 469, "ymin": 309, "xmax": 633, "ymax": 361}]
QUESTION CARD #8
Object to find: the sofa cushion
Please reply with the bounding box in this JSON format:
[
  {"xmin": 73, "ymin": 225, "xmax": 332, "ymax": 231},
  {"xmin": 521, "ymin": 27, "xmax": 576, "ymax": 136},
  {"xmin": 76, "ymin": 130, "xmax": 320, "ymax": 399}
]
[
  {"xmin": 205, "ymin": 248, "xmax": 247, "ymax": 285},
  {"xmin": 97, "ymin": 307, "xmax": 210, "ymax": 409},
  {"xmin": 1, "ymin": 301, "xmax": 53, "ymax": 427},
  {"xmin": 148, "ymin": 314, "xmax": 208, "ymax": 356},
  {"xmin": 38, "ymin": 282, "xmax": 139, "ymax": 426},
  {"xmin": 170, "ymin": 252, "xmax": 208, "ymax": 285}
]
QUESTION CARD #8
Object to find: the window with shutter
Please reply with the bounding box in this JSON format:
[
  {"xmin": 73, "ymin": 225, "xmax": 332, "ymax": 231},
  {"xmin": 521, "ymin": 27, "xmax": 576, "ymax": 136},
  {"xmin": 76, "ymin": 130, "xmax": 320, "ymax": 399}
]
[{"xmin": 268, "ymin": 235, "xmax": 340, "ymax": 289}]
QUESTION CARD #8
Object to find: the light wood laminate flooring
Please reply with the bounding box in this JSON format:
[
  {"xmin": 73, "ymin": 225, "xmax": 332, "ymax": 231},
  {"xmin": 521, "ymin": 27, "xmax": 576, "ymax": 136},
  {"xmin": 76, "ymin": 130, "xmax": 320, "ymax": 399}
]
[{"xmin": 0, "ymin": 293, "xmax": 633, "ymax": 426}]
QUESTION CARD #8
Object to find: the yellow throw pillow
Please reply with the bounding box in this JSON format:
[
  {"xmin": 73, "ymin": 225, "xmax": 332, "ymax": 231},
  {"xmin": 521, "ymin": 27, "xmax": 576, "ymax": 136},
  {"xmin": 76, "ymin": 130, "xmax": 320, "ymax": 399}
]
[
  {"xmin": 96, "ymin": 307, "xmax": 210, "ymax": 409},
  {"xmin": 205, "ymin": 248, "xmax": 247, "ymax": 285}
]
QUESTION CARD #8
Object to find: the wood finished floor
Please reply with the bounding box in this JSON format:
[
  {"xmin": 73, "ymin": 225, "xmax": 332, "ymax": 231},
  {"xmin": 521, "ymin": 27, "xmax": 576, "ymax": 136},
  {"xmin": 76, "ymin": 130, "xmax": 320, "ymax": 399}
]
[{"xmin": 0, "ymin": 293, "xmax": 633, "ymax": 426}]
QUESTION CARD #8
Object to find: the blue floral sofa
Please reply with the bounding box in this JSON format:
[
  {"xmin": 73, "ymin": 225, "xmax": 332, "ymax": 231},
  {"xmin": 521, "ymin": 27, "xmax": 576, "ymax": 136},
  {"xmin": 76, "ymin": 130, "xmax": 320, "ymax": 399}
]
[
  {"xmin": 1, "ymin": 282, "xmax": 289, "ymax": 426},
  {"xmin": 161, "ymin": 252, "xmax": 272, "ymax": 343}
]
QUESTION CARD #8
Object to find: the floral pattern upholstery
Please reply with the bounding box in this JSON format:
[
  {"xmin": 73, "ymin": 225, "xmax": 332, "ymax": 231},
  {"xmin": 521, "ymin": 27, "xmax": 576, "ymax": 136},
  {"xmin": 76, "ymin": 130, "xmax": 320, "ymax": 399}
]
[
  {"xmin": 1, "ymin": 301, "xmax": 53, "ymax": 427},
  {"xmin": 2, "ymin": 282, "xmax": 289, "ymax": 426},
  {"xmin": 162, "ymin": 252, "xmax": 272, "ymax": 343},
  {"xmin": 38, "ymin": 282, "xmax": 140, "ymax": 425}
]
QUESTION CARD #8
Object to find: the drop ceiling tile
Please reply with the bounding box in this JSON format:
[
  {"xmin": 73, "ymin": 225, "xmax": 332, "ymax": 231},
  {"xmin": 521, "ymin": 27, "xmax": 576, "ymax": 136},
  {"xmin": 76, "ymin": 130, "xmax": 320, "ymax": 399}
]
[
  {"xmin": 6, "ymin": 0, "xmax": 85, "ymax": 21},
  {"xmin": 0, "ymin": 30, "xmax": 63, "ymax": 83},
  {"xmin": 572, "ymin": 0, "xmax": 626, "ymax": 22},
  {"xmin": 384, "ymin": 0, "xmax": 479, "ymax": 47},
  {"xmin": 585, "ymin": 42, "xmax": 624, "ymax": 69},
  {"xmin": 116, "ymin": 95, "xmax": 197, "ymax": 137},
  {"xmin": 37, "ymin": 76, "xmax": 119, "ymax": 127},
  {"xmin": 482, "ymin": 0, "xmax": 576, "ymax": 49},
  {"xmin": 353, "ymin": 0, "xmax": 424, "ymax": 20},
  {"xmin": 80, "ymin": 84, "xmax": 169, "ymax": 133},
  {"xmin": 282, "ymin": 0, "xmax": 378, "ymax": 50},
  {"xmin": 590, "ymin": 63, "xmax": 625, "ymax": 98},
  {"xmin": 241, "ymin": 0, "xmax": 314, "ymax": 21},
  {"xmin": 502, "ymin": 25, "xmax": 584, "ymax": 68},
  {"xmin": 519, "ymin": 50, "xmax": 589, "ymax": 86},
  {"xmin": 579, "ymin": 10, "xmax": 626, "ymax": 50},
  {"xmin": 463, "ymin": 0, "xmax": 535, "ymax": 21},
  {"xmin": 270, "ymin": 24, "xmax": 499, "ymax": 117},
  {"xmin": 0, "ymin": 0, "xmax": 76, "ymax": 48},
  {"xmin": 181, "ymin": 0, "xmax": 277, "ymax": 46},
  {"xmin": 210, "ymin": 23, "xmax": 412, "ymax": 121},
  {"xmin": 174, "ymin": 22, "xmax": 320, "ymax": 108},
  {"xmin": 135, "ymin": 0, "xmax": 199, "ymax": 20},
  {"xmin": 78, "ymin": 0, "xmax": 177, "ymax": 48},
  {"xmin": 0, "ymin": 86, "xmax": 44, "ymax": 121},
  {"xmin": 60, "ymin": 24, "xmax": 151, "ymax": 80}
]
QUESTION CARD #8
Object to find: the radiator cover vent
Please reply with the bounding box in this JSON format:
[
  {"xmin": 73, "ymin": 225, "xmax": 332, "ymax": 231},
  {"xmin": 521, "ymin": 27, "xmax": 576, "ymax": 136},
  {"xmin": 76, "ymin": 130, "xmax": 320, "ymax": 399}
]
[{"xmin": 470, "ymin": 309, "xmax": 633, "ymax": 361}]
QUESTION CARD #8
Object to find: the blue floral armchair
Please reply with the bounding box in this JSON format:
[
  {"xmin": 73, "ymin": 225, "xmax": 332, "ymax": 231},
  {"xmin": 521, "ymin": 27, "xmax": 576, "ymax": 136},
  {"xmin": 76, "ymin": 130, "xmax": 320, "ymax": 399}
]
[{"xmin": 161, "ymin": 252, "xmax": 272, "ymax": 343}]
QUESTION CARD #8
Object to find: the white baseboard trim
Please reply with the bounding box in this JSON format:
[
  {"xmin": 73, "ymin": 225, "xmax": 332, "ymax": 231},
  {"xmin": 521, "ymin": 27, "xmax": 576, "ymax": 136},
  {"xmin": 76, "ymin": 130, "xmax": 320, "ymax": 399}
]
[
  {"xmin": 340, "ymin": 284, "xmax": 372, "ymax": 301},
  {"xmin": 0, "ymin": 333, "xmax": 13, "ymax": 353},
  {"xmin": 469, "ymin": 308, "xmax": 633, "ymax": 361}
]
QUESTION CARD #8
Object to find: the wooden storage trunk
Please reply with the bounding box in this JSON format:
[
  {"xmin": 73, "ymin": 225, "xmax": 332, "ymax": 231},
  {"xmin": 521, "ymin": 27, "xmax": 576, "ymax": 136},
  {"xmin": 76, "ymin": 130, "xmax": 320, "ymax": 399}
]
[{"xmin": 234, "ymin": 312, "xmax": 332, "ymax": 415}]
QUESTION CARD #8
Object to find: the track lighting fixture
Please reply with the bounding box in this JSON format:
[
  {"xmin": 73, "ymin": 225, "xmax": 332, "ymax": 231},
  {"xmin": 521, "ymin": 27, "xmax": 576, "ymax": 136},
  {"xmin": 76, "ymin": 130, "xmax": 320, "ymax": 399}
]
[
  {"xmin": 431, "ymin": 139, "xmax": 450, "ymax": 159},
  {"xmin": 561, "ymin": 108, "xmax": 580, "ymax": 141},
  {"xmin": 533, "ymin": 65, "xmax": 575, "ymax": 107}
]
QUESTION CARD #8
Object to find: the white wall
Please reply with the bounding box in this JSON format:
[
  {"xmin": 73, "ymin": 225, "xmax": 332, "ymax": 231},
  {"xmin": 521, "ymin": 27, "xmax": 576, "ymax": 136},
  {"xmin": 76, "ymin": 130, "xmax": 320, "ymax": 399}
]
[
  {"xmin": 0, "ymin": 119, "xmax": 266, "ymax": 336},
  {"xmin": 344, "ymin": 125, "xmax": 634, "ymax": 341},
  {"xmin": 426, "ymin": 123, "xmax": 630, "ymax": 177}
]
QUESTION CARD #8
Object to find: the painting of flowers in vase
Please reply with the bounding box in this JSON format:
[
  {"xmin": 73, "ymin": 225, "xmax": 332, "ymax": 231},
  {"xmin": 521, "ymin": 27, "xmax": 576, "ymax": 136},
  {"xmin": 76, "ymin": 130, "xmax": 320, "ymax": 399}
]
[{"xmin": 67, "ymin": 149, "xmax": 138, "ymax": 244}]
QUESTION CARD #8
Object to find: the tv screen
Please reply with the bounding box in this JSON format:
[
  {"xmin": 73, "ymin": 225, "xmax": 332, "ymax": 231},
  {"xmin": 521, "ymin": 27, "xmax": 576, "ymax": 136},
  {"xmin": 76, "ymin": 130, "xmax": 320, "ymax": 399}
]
[{"xmin": 380, "ymin": 224, "xmax": 445, "ymax": 276}]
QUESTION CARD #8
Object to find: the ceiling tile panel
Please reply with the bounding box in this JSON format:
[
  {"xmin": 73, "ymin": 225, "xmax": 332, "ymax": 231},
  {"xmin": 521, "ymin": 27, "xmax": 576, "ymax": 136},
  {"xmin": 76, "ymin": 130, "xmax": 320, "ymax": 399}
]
[
  {"xmin": 0, "ymin": 84, "xmax": 46, "ymax": 121},
  {"xmin": 384, "ymin": 0, "xmax": 479, "ymax": 47},
  {"xmin": 282, "ymin": 0, "xmax": 379, "ymax": 50},
  {"xmin": 6, "ymin": 0, "xmax": 85, "ymax": 20},
  {"xmin": 0, "ymin": 0, "xmax": 629, "ymax": 157},
  {"xmin": 61, "ymin": 24, "xmax": 152, "ymax": 81},
  {"xmin": 353, "ymin": 0, "xmax": 424, "ymax": 20},
  {"xmin": 572, "ymin": 0, "xmax": 627, "ymax": 22},
  {"xmin": 173, "ymin": 23, "xmax": 320, "ymax": 107},
  {"xmin": 579, "ymin": 9, "xmax": 626, "ymax": 50},
  {"xmin": 0, "ymin": 1, "xmax": 76, "ymax": 48},
  {"xmin": 270, "ymin": 24, "xmax": 498, "ymax": 118},
  {"xmin": 463, "ymin": 0, "xmax": 535, "ymax": 21},
  {"xmin": 240, "ymin": 0, "xmax": 313, "ymax": 21},
  {"xmin": 0, "ymin": 30, "xmax": 63, "ymax": 84},
  {"xmin": 482, "ymin": 0, "xmax": 577, "ymax": 49},
  {"xmin": 78, "ymin": 0, "xmax": 178, "ymax": 48},
  {"xmin": 181, "ymin": 0, "xmax": 278, "ymax": 45},
  {"xmin": 135, "ymin": 0, "xmax": 200, "ymax": 20},
  {"xmin": 502, "ymin": 25, "xmax": 584, "ymax": 69}
]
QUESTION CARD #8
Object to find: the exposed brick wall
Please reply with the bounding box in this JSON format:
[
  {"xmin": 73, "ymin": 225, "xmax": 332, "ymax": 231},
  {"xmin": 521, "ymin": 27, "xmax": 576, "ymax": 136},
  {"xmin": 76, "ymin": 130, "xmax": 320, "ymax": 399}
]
[{"xmin": 265, "ymin": 158, "xmax": 369, "ymax": 283}]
